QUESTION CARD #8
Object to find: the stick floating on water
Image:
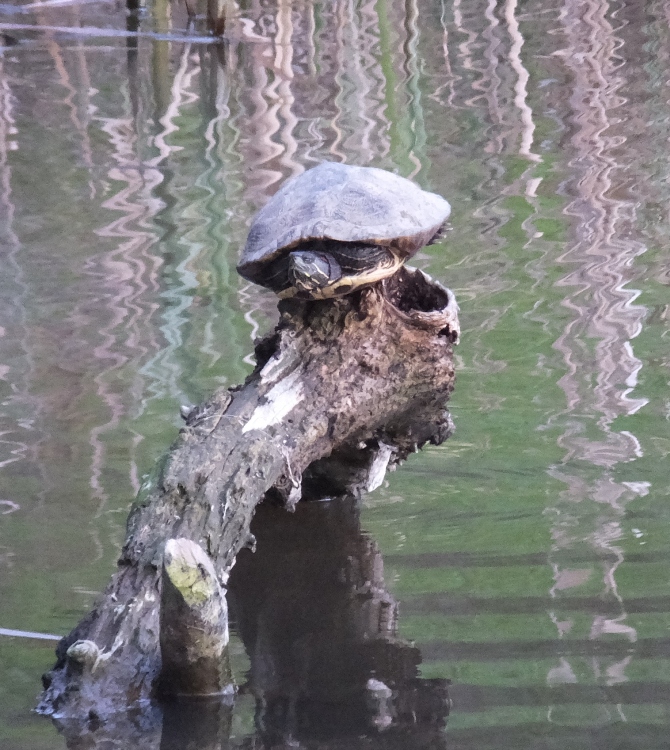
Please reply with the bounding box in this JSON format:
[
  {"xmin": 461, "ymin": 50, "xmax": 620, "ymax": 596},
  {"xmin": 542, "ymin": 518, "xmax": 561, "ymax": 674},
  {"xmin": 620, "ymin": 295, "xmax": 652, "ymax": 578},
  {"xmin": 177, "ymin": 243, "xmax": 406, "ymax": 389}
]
[
  {"xmin": 0, "ymin": 627, "xmax": 61, "ymax": 641},
  {"xmin": 0, "ymin": 22, "xmax": 224, "ymax": 43}
]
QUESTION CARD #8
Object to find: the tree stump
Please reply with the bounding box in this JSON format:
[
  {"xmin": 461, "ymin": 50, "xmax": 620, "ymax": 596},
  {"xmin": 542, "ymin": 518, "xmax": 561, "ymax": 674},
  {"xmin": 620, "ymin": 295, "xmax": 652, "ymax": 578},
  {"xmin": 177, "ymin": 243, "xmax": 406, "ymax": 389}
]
[{"xmin": 37, "ymin": 266, "xmax": 458, "ymax": 723}]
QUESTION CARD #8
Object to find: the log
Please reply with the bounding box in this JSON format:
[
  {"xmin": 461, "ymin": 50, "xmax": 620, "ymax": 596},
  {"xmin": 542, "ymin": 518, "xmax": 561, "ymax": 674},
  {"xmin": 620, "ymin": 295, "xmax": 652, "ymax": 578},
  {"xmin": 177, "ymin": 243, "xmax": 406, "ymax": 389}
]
[{"xmin": 37, "ymin": 266, "xmax": 458, "ymax": 723}]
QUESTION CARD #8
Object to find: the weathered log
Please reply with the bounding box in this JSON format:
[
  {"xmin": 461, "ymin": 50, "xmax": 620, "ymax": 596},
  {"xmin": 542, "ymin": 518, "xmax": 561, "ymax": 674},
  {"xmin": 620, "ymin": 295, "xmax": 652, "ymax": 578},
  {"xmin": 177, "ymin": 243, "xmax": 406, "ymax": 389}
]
[{"xmin": 38, "ymin": 266, "xmax": 458, "ymax": 722}]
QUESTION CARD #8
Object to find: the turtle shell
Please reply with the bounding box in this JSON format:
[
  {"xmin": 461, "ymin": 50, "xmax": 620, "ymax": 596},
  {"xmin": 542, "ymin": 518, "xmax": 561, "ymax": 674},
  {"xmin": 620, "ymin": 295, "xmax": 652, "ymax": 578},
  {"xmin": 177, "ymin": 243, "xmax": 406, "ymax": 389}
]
[{"xmin": 237, "ymin": 162, "xmax": 451, "ymax": 288}]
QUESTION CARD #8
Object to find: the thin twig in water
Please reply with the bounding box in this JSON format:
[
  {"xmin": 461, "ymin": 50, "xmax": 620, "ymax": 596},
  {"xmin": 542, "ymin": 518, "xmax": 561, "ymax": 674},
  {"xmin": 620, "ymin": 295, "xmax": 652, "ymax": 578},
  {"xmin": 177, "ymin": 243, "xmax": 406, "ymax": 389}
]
[
  {"xmin": 4, "ymin": 0, "xmax": 114, "ymax": 12},
  {"xmin": 0, "ymin": 627, "xmax": 62, "ymax": 641},
  {"xmin": 0, "ymin": 21, "xmax": 224, "ymax": 44}
]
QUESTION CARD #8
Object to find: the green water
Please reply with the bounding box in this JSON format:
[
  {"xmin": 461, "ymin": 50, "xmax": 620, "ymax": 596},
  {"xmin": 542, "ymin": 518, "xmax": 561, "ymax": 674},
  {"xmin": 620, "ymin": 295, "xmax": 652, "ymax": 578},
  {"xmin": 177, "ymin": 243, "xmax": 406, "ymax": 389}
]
[{"xmin": 0, "ymin": 0, "xmax": 669, "ymax": 747}]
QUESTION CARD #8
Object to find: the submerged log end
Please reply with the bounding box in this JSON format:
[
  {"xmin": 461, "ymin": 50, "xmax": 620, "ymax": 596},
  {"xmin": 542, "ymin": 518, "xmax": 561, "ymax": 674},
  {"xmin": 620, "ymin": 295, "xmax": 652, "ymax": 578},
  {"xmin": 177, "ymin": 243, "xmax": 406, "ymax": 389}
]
[{"xmin": 159, "ymin": 538, "xmax": 233, "ymax": 699}]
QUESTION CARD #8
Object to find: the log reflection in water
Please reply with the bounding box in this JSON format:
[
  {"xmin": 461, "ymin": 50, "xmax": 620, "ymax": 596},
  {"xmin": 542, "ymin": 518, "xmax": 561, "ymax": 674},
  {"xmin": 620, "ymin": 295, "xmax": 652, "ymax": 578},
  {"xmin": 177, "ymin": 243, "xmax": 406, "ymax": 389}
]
[
  {"xmin": 160, "ymin": 699, "xmax": 232, "ymax": 750},
  {"xmin": 229, "ymin": 498, "xmax": 450, "ymax": 746}
]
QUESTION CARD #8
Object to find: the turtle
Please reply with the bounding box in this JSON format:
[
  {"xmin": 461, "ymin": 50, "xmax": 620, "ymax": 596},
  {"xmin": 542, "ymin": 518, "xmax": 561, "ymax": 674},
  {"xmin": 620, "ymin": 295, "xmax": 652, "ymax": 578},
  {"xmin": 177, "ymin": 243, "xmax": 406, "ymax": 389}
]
[{"xmin": 236, "ymin": 162, "xmax": 451, "ymax": 299}]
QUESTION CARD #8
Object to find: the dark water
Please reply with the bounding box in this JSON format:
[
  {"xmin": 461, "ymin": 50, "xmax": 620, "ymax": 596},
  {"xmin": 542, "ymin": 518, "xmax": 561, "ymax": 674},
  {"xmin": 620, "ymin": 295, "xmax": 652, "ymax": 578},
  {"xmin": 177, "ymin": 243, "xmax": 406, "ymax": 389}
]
[{"xmin": 1, "ymin": 0, "xmax": 669, "ymax": 747}]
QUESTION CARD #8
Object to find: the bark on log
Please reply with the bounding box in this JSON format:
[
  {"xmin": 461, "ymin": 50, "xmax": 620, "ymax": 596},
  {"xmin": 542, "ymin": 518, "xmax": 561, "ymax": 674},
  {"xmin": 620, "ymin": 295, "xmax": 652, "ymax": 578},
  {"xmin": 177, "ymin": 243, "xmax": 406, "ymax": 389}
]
[{"xmin": 37, "ymin": 266, "xmax": 458, "ymax": 722}]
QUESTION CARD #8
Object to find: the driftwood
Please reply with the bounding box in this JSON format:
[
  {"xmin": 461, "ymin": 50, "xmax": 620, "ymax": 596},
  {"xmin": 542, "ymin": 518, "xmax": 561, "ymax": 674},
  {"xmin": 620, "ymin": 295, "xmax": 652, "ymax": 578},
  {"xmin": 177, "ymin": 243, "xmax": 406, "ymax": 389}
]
[{"xmin": 38, "ymin": 266, "xmax": 458, "ymax": 728}]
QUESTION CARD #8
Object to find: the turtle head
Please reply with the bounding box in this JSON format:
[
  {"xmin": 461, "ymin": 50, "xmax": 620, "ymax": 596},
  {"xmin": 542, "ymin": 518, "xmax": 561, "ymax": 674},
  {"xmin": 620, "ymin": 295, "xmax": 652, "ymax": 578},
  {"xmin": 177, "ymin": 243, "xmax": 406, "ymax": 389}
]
[{"xmin": 288, "ymin": 251, "xmax": 342, "ymax": 295}]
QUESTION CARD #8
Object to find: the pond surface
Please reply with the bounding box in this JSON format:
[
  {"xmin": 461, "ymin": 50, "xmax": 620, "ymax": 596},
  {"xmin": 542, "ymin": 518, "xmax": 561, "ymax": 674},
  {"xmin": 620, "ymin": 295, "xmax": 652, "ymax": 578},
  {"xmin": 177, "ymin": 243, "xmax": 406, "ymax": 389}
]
[{"xmin": 1, "ymin": 0, "xmax": 669, "ymax": 747}]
